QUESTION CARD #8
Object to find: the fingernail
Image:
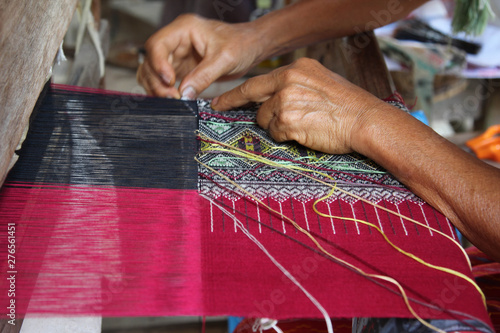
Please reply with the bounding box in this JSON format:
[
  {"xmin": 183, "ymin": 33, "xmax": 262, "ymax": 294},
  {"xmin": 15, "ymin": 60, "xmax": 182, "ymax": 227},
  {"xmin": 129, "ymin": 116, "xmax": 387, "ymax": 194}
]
[
  {"xmin": 160, "ymin": 74, "xmax": 171, "ymax": 86},
  {"xmin": 181, "ymin": 86, "xmax": 197, "ymax": 100},
  {"xmin": 211, "ymin": 97, "xmax": 219, "ymax": 107}
]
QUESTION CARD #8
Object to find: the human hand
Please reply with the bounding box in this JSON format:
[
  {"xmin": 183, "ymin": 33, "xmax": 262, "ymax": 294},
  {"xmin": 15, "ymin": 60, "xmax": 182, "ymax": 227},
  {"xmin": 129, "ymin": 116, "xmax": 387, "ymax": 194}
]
[
  {"xmin": 137, "ymin": 14, "xmax": 264, "ymax": 99},
  {"xmin": 212, "ymin": 58, "xmax": 387, "ymax": 154}
]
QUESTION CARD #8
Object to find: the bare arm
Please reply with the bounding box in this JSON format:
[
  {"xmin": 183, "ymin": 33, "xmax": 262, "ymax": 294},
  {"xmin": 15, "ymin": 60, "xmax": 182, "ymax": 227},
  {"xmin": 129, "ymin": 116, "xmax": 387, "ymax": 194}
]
[
  {"xmin": 355, "ymin": 104, "xmax": 500, "ymax": 261},
  {"xmin": 212, "ymin": 58, "xmax": 500, "ymax": 261},
  {"xmin": 138, "ymin": 0, "xmax": 427, "ymax": 98},
  {"xmin": 252, "ymin": 0, "xmax": 428, "ymax": 59}
]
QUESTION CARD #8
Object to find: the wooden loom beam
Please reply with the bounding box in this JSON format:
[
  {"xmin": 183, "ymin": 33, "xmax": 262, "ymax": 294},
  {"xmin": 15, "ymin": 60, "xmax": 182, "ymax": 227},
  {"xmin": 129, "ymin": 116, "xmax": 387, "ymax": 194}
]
[
  {"xmin": 341, "ymin": 31, "xmax": 394, "ymax": 98},
  {"xmin": 0, "ymin": 0, "xmax": 78, "ymax": 188},
  {"xmin": 307, "ymin": 31, "xmax": 394, "ymax": 99},
  {"xmin": 0, "ymin": 1, "xmax": 77, "ymax": 330}
]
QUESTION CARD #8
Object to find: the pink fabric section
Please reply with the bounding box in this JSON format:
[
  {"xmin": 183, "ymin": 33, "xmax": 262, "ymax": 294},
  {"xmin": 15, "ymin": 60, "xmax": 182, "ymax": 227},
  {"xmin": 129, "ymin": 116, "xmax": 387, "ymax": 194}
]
[
  {"xmin": 0, "ymin": 183, "xmax": 492, "ymax": 329},
  {"xmin": 0, "ymin": 183, "xmax": 202, "ymax": 317},
  {"xmin": 200, "ymin": 195, "xmax": 491, "ymax": 326}
]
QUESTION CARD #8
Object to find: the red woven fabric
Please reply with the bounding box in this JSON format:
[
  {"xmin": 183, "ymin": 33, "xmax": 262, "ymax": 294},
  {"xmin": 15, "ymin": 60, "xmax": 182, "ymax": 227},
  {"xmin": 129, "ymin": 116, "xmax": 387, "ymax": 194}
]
[
  {"xmin": 200, "ymin": 195, "xmax": 489, "ymax": 324},
  {"xmin": 0, "ymin": 184, "xmax": 203, "ymax": 317},
  {"xmin": 0, "ymin": 86, "xmax": 492, "ymax": 331},
  {"xmin": 0, "ymin": 183, "xmax": 492, "ymax": 330},
  {"xmin": 467, "ymin": 247, "xmax": 500, "ymax": 332}
]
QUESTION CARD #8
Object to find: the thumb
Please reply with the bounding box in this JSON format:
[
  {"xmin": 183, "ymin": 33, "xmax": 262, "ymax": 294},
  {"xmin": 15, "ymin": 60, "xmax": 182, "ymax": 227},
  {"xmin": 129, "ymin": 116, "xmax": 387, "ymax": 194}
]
[{"xmin": 179, "ymin": 55, "xmax": 235, "ymax": 99}]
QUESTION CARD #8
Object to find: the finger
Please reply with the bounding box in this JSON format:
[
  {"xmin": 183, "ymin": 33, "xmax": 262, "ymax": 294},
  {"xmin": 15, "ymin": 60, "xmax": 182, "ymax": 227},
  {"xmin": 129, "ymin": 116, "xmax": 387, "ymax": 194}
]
[
  {"xmin": 138, "ymin": 62, "xmax": 159, "ymax": 96},
  {"xmin": 138, "ymin": 62, "xmax": 181, "ymax": 98},
  {"xmin": 258, "ymin": 95, "xmax": 293, "ymax": 143},
  {"xmin": 268, "ymin": 119, "xmax": 292, "ymax": 143},
  {"xmin": 178, "ymin": 54, "xmax": 236, "ymax": 100},
  {"xmin": 255, "ymin": 94, "xmax": 279, "ymax": 130},
  {"xmin": 211, "ymin": 71, "xmax": 282, "ymax": 111},
  {"xmin": 145, "ymin": 36, "xmax": 178, "ymax": 87},
  {"xmin": 137, "ymin": 63, "xmax": 158, "ymax": 96}
]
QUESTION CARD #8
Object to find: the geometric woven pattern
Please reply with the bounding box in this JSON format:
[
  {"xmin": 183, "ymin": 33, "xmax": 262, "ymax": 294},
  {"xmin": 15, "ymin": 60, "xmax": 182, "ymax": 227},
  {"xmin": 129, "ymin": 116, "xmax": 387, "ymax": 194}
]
[
  {"xmin": 196, "ymin": 99, "xmax": 491, "ymax": 330},
  {"xmin": 0, "ymin": 87, "xmax": 491, "ymax": 331},
  {"xmin": 198, "ymin": 100, "xmax": 421, "ymax": 205}
]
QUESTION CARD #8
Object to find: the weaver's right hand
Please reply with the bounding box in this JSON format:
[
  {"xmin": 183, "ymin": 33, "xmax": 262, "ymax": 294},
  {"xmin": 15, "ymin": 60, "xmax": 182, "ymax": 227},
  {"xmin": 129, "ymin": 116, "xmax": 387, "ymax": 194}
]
[{"xmin": 137, "ymin": 14, "xmax": 264, "ymax": 99}]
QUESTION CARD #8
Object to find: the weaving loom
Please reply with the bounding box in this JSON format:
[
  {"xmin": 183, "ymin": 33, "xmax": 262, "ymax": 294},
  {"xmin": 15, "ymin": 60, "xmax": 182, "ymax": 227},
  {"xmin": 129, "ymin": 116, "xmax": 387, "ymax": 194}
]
[
  {"xmin": 0, "ymin": 83, "xmax": 493, "ymax": 332},
  {"xmin": 0, "ymin": 2, "xmax": 495, "ymax": 331}
]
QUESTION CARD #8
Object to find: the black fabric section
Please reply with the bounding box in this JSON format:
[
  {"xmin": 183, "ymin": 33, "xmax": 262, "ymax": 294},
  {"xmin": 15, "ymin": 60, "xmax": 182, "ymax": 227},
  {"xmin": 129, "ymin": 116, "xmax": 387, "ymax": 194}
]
[{"xmin": 8, "ymin": 87, "xmax": 198, "ymax": 190}]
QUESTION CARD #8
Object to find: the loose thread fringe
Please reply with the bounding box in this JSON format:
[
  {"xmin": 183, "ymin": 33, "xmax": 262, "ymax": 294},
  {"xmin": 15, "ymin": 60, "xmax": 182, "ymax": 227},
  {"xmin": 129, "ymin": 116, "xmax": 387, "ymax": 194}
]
[{"xmin": 196, "ymin": 131, "xmax": 487, "ymax": 331}]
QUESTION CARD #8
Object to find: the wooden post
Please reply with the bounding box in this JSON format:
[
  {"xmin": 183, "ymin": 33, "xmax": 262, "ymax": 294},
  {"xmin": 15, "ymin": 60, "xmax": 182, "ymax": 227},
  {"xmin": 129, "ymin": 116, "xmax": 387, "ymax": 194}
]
[
  {"xmin": 339, "ymin": 31, "xmax": 394, "ymax": 99},
  {"xmin": 0, "ymin": 0, "xmax": 78, "ymax": 187},
  {"xmin": 307, "ymin": 31, "xmax": 394, "ymax": 99}
]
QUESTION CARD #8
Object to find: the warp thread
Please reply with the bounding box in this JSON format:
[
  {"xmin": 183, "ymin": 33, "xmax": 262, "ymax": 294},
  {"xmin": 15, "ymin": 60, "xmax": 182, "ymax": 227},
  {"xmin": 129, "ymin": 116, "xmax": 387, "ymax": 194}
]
[{"xmin": 196, "ymin": 124, "xmax": 486, "ymax": 332}]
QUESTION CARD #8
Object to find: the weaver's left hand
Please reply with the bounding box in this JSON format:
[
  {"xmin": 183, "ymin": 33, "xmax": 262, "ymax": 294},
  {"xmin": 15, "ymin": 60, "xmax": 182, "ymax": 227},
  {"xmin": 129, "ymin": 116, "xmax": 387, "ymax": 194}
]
[{"xmin": 212, "ymin": 58, "xmax": 387, "ymax": 155}]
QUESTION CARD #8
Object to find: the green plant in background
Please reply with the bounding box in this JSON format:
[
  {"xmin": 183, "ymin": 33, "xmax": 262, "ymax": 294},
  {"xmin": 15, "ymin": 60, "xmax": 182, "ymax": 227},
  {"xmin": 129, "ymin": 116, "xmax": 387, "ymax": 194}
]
[{"xmin": 452, "ymin": 0, "xmax": 494, "ymax": 35}]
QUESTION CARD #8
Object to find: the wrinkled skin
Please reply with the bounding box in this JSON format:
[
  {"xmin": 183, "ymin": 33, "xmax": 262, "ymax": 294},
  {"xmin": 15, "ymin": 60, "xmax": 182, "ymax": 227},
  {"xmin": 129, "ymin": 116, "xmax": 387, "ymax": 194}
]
[
  {"xmin": 213, "ymin": 58, "xmax": 500, "ymax": 263},
  {"xmin": 213, "ymin": 58, "xmax": 386, "ymax": 155},
  {"xmin": 137, "ymin": 14, "xmax": 263, "ymax": 99},
  {"xmin": 137, "ymin": 5, "xmax": 500, "ymax": 262}
]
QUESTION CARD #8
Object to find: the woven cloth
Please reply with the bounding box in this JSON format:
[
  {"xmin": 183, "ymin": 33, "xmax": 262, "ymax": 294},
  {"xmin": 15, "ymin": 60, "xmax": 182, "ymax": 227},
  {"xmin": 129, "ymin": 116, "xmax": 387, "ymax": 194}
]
[{"xmin": 0, "ymin": 86, "xmax": 492, "ymax": 331}]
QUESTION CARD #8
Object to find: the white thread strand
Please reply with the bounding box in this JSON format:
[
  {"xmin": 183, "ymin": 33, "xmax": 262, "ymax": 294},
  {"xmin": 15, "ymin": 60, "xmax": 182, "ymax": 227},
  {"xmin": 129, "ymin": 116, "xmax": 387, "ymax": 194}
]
[
  {"xmin": 279, "ymin": 202, "xmax": 286, "ymax": 234},
  {"xmin": 446, "ymin": 218, "xmax": 456, "ymax": 240},
  {"xmin": 302, "ymin": 202, "xmax": 310, "ymax": 231},
  {"xmin": 254, "ymin": 318, "xmax": 284, "ymax": 333},
  {"xmin": 351, "ymin": 203, "xmax": 360, "ymax": 235},
  {"xmin": 210, "ymin": 201, "xmax": 214, "ymax": 232},
  {"xmin": 396, "ymin": 205, "xmax": 408, "ymax": 236},
  {"xmin": 257, "ymin": 202, "xmax": 262, "ymax": 234},
  {"xmin": 272, "ymin": 325, "xmax": 284, "ymax": 333},
  {"xmin": 419, "ymin": 205, "xmax": 433, "ymax": 236},
  {"xmin": 202, "ymin": 195, "xmax": 334, "ymax": 333},
  {"xmin": 233, "ymin": 200, "xmax": 237, "ymax": 233},
  {"xmin": 327, "ymin": 202, "xmax": 335, "ymax": 235},
  {"xmin": 374, "ymin": 203, "xmax": 384, "ymax": 233}
]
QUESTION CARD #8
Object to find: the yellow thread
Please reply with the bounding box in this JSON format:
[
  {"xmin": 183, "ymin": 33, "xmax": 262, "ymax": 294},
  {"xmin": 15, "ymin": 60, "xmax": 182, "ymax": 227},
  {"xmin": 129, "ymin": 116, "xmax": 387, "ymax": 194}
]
[
  {"xmin": 198, "ymin": 137, "xmax": 484, "ymax": 301},
  {"xmin": 313, "ymin": 188, "xmax": 484, "ymax": 303},
  {"xmin": 199, "ymin": 134, "xmax": 472, "ymax": 270},
  {"xmin": 197, "ymin": 133, "xmax": 487, "ymax": 326},
  {"xmin": 196, "ymin": 156, "xmax": 446, "ymax": 333}
]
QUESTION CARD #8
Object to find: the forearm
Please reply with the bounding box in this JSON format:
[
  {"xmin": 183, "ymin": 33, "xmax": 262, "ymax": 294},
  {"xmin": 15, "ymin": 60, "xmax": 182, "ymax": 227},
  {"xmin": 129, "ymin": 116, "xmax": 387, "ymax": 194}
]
[
  {"xmin": 214, "ymin": 55, "xmax": 500, "ymax": 259},
  {"xmin": 250, "ymin": 0, "xmax": 426, "ymax": 61},
  {"xmin": 354, "ymin": 103, "xmax": 500, "ymax": 260}
]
